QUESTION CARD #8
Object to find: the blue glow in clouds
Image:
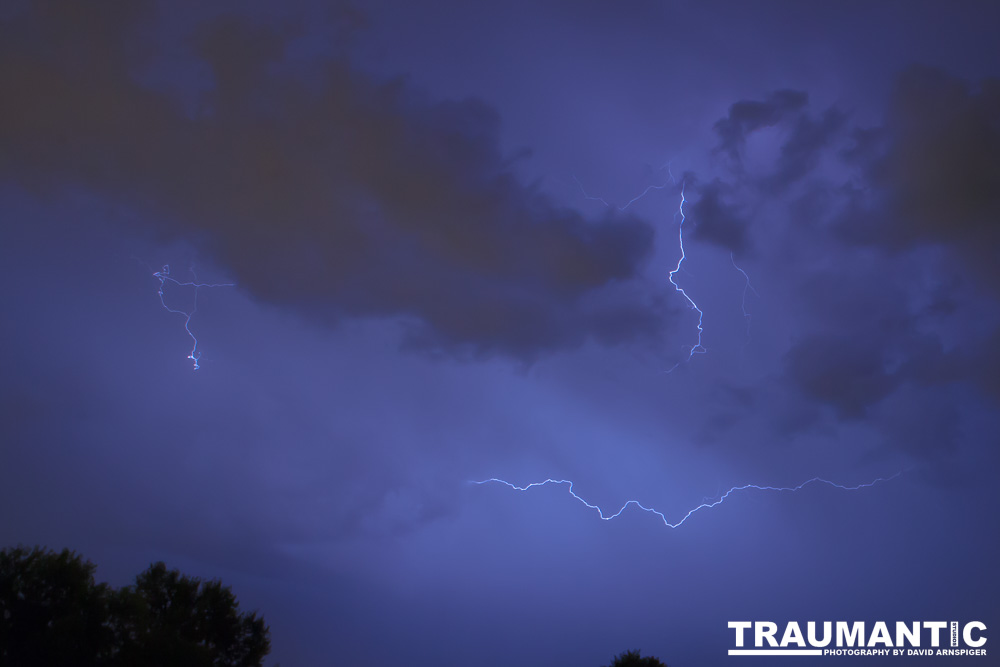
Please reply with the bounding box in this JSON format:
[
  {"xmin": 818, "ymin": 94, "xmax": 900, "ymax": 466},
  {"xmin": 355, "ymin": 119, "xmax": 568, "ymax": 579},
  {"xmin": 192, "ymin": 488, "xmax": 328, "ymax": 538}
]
[
  {"xmin": 152, "ymin": 265, "xmax": 234, "ymax": 370},
  {"xmin": 473, "ymin": 473, "xmax": 902, "ymax": 529}
]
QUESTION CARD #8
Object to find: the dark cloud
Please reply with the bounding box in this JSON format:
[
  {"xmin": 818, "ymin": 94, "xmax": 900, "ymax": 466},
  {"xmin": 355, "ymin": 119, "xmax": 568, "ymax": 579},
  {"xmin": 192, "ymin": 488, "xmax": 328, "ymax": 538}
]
[
  {"xmin": 784, "ymin": 334, "xmax": 900, "ymax": 419},
  {"xmin": 712, "ymin": 89, "xmax": 808, "ymax": 160},
  {"xmin": 782, "ymin": 326, "xmax": 968, "ymax": 428},
  {"xmin": 0, "ymin": 1, "xmax": 660, "ymax": 361},
  {"xmin": 878, "ymin": 66, "xmax": 1000, "ymax": 242},
  {"xmin": 821, "ymin": 66, "xmax": 1000, "ymax": 426},
  {"xmin": 688, "ymin": 180, "xmax": 751, "ymax": 256},
  {"xmin": 773, "ymin": 251, "xmax": 957, "ymax": 429},
  {"xmin": 713, "ymin": 89, "xmax": 847, "ymax": 194},
  {"xmin": 841, "ymin": 125, "xmax": 888, "ymax": 165},
  {"xmin": 839, "ymin": 66, "xmax": 1000, "ymax": 291},
  {"xmin": 4, "ymin": 3, "xmax": 1000, "ymax": 665},
  {"xmin": 973, "ymin": 327, "xmax": 1000, "ymax": 400},
  {"xmin": 772, "ymin": 244, "xmax": 987, "ymax": 465},
  {"xmin": 764, "ymin": 106, "xmax": 847, "ymax": 192}
]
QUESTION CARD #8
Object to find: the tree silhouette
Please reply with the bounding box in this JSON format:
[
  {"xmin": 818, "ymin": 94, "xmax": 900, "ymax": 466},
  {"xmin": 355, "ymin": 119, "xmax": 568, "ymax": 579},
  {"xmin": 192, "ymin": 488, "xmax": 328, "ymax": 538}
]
[
  {"xmin": 110, "ymin": 561, "xmax": 270, "ymax": 666},
  {"xmin": 604, "ymin": 649, "xmax": 670, "ymax": 667},
  {"xmin": 0, "ymin": 546, "xmax": 112, "ymax": 666},
  {"xmin": 0, "ymin": 546, "xmax": 269, "ymax": 667}
]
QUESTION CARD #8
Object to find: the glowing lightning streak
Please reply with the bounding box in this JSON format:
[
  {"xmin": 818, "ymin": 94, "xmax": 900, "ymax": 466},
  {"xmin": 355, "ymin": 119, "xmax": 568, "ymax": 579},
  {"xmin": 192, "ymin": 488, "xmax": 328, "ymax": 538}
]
[
  {"xmin": 618, "ymin": 178, "xmax": 673, "ymax": 211},
  {"xmin": 667, "ymin": 183, "xmax": 706, "ymax": 362},
  {"xmin": 573, "ymin": 175, "xmax": 612, "ymax": 208},
  {"xmin": 473, "ymin": 472, "xmax": 901, "ymax": 529},
  {"xmin": 153, "ymin": 265, "xmax": 234, "ymax": 370},
  {"xmin": 574, "ymin": 170, "xmax": 706, "ymax": 367},
  {"xmin": 575, "ymin": 171, "xmax": 756, "ymax": 367},
  {"xmin": 730, "ymin": 252, "xmax": 758, "ymax": 342},
  {"xmin": 572, "ymin": 164, "xmax": 674, "ymax": 212}
]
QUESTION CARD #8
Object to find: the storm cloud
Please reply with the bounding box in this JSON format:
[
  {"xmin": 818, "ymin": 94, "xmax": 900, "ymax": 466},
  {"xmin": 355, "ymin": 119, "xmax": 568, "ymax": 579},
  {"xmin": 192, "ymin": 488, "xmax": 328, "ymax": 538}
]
[
  {"xmin": 0, "ymin": 1, "xmax": 662, "ymax": 361},
  {"xmin": 839, "ymin": 66, "xmax": 1000, "ymax": 291},
  {"xmin": 688, "ymin": 180, "xmax": 751, "ymax": 256},
  {"xmin": 713, "ymin": 89, "xmax": 809, "ymax": 160},
  {"xmin": 3, "ymin": 3, "xmax": 1000, "ymax": 666}
]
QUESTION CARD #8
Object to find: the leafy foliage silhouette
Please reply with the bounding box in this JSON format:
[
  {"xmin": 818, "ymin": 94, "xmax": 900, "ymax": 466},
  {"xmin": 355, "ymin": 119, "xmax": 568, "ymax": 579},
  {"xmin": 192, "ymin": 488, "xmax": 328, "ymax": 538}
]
[
  {"xmin": 604, "ymin": 649, "xmax": 670, "ymax": 667},
  {"xmin": 0, "ymin": 546, "xmax": 269, "ymax": 667}
]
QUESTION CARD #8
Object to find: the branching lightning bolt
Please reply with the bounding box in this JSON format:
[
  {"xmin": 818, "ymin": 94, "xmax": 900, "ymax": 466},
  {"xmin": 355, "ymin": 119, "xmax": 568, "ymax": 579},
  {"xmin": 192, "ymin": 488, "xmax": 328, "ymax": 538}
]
[
  {"xmin": 574, "ymin": 169, "xmax": 707, "ymax": 366},
  {"xmin": 153, "ymin": 264, "xmax": 234, "ymax": 370},
  {"xmin": 572, "ymin": 162, "xmax": 674, "ymax": 212},
  {"xmin": 473, "ymin": 472, "xmax": 901, "ymax": 529},
  {"xmin": 489, "ymin": 171, "xmax": 881, "ymax": 532},
  {"xmin": 666, "ymin": 182, "xmax": 706, "ymax": 364},
  {"xmin": 575, "ymin": 170, "xmax": 760, "ymax": 366},
  {"xmin": 730, "ymin": 252, "xmax": 758, "ymax": 343}
]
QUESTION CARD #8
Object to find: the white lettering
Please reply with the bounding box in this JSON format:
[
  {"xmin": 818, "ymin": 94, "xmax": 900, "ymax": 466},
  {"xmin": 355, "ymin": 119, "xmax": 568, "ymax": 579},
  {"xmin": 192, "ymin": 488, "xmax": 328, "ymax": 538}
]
[
  {"xmin": 780, "ymin": 621, "xmax": 806, "ymax": 648},
  {"xmin": 808, "ymin": 621, "xmax": 832, "ymax": 647},
  {"xmin": 964, "ymin": 621, "xmax": 987, "ymax": 648},
  {"xmin": 729, "ymin": 622, "xmax": 752, "ymax": 648},
  {"xmin": 756, "ymin": 622, "xmax": 779, "ymax": 648},
  {"xmin": 837, "ymin": 621, "xmax": 864, "ymax": 647},
  {"xmin": 868, "ymin": 621, "xmax": 893, "ymax": 647},
  {"xmin": 896, "ymin": 621, "xmax": 920, "ymax": 647},
  {"xmin": 924, "ymin": 621, "xmax": 947, "ymax": 647}
]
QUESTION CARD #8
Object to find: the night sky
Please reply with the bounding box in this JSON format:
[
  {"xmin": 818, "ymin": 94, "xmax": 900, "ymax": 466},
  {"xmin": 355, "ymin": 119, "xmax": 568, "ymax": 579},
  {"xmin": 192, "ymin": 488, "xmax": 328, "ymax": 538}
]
[{"xmin": 2, "ymin": 1, "xmax": 999, "ymax": 665}]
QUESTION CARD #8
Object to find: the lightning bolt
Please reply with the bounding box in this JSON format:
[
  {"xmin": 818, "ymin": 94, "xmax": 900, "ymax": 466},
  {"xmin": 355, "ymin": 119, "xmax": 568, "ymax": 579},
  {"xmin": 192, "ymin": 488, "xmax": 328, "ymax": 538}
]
[
  {"xmin": 152, "ymin": 264, "xmax": 234, "ymax": 370},
  {"xmin": 473, "ymin": 472, "xmax": 901, "ymax": 529},
  {"xmin": 573, "ymin": 175, "xmax": 613, "ymax": 208},
  {"xmin": 730, "ymin": 252, "xmax": 758, "ymax": 343},
  {"xmin": 575, "ymin": 171, "xmax": 758, "ymax": 366},
  {"xmin": 574, "ymin": 169, "xmax": 708, "ymax": 367},
  {"xmin": 573, "ymin": 175, "xmax": 673, "ymax": 212},
  {"xmin": 666, "ymin": 182, "xmax": 706, "ymax": 364}
]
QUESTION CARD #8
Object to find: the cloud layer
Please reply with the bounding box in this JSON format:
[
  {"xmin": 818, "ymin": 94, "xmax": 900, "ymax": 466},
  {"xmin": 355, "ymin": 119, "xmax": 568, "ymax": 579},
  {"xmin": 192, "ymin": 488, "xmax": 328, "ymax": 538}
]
[{"xmin": 0, "ymin": 1, "xmax": 662, "ymax": 361}]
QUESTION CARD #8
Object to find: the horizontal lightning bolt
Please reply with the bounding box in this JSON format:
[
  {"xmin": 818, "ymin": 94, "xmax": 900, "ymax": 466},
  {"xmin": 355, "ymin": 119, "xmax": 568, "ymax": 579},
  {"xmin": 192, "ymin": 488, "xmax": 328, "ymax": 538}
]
[{"xmin": 472, "ymin": 472, "xmax": 901, "ymax": 529}]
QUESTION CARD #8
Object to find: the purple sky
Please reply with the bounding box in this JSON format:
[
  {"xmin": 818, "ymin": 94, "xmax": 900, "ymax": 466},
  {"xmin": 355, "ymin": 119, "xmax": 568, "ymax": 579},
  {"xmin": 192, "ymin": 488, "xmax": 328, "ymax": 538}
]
[{"xmin": 2, "ymin": 1, "xmax": 999, "ymax": 665}]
